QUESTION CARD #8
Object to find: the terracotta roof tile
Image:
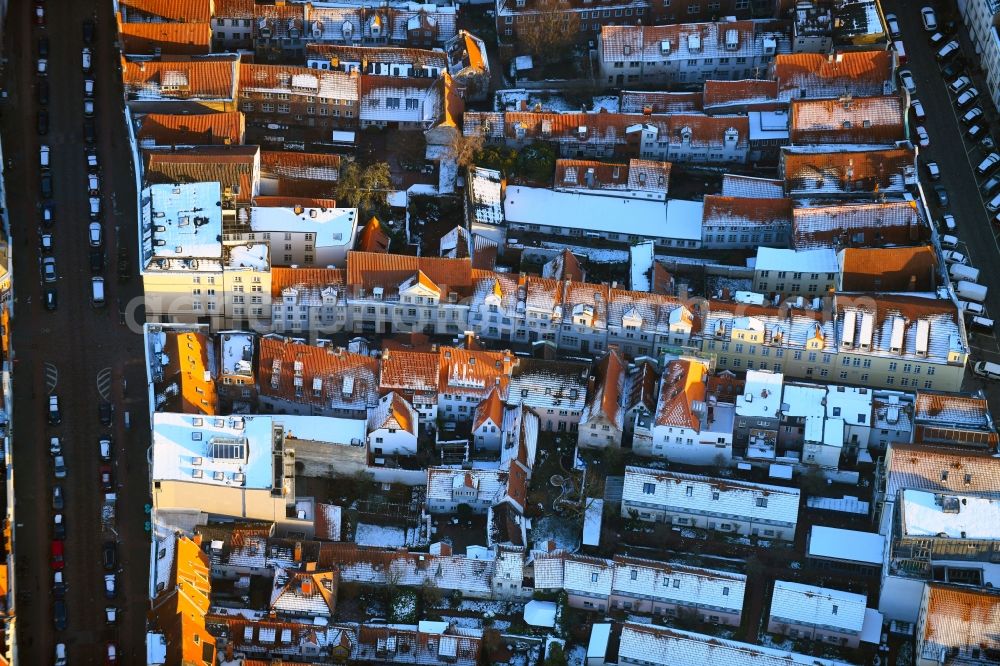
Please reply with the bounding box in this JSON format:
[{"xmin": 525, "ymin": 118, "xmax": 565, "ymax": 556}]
[
  {"xmin": 120, "ymin": 0, "xmax": 211, "ymax": 22},
  {"xmin": 270, "ymin": 267, "xmax": 345, "ymax": 299},
  {"xmin": 655, "ymin": 359, "xmax": 708, "ymax": 429},
  {"xmin": 304, "ymin": 43, "xmax": 447, "ymax": 70},
  {"xmin": 440, "ymin": 346, "xmax": 516, "ymax": 397},
  {"xmin": 137, "ymin": 111, "xmax": 245, "ymax": 146},
  {"xmin": 782, "ymin": 145, "xmax": 916, "ymax": 195},
  {"xmin": 380, "ymin": 350, "xmax": 440, "ymax": 395},
  {"xmin": 212, "ymin": 0, "xmax": 255, "ymax": 18},
  {"xmin": 542, "ymin": 249, "xmax": 585, "ymax": 282},
  {"xmin": 912, "ymin": 391, "xmax": 997, "ymax": 448},
  {"xmin": 257, "ymin": 337, "xmax": 379, "ymax": 413},
  {"xmin": 346, "ymin": 251, "xmax": 473, "ymax": 297},
  {"xmin": 144, "ymin": 145, "xmax": 258, "ymax": 197},
  {"xmin": 619, "ymin": 90, "xmax": 703, "ymax": 114},
  {"xmin": 240, "ymin": 63, "xmax": 359, "ymax": 102},
  {"xmin": 921, "ymin": 584, "xmax": 1000, "ymax": 661},
  {"xmin": 156, "ymin": 330, "xmax": 218, "ymax": 415},
  {"xmin": 356, "ymin": 216, "xmax": 391, "ymax": 253},
  {"xmin": 703, "ymin": 79, "xmax": 780, "ymax": 109},
  {"xmin": 120, "ymin": 21, "xmax": 212, "ymax": 55},
  {"xmin": 554, "ymin": 159, "xmax": 629, "ymax": 189},
  {"xmin": 628, "ymin": 159, "xmax": 671, "ymax": 193},
  {"xmin": 792, "ymin": 200, "xmax": 928, "ymax": 250},
  {"xmin": 884, "ymin": 443, "xmax": 1000, "ymax": 500},
  {"xmin": 123, "ymin": 56, "xmax": 238, "ymax": 101},
  {"xmin": 584, "ymin": 348, "xmax": 626, "ymax": 428},
  {"xmin": 473, "ymin": 386, "xmax": 505, "ymax": 431},
  {"xmin": 369, "ymin": 392, "xmax": 417, "ymax": 435},
  {"xmin": 721, "ymin": 174, "xmax": 785, "ymax": 198},
  {"xmin": 839, "ymin": 246, "xmax": 938, "ymax": 292},
  {"xmin": 702, "ymin": 195, "xmax": 792, "ymax": 228},
  {"xmin": 789, "ymin": 95, "xmax": 906, "ymax": 144},
  {"xmin": 774, "ymin": 50, "xmax": 894, "ymax": 100},
  {"xmin": 260, "ymin": 151, "xmax": 342, "ymax": 182}
]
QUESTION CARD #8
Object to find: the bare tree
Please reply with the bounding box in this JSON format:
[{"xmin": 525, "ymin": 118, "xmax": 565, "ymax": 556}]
[
  {"xmin": 516, "ymin": 0, "xmax": 580, "ymax": 65},
  {"xmin": 447, "ymin": 129, "xmax": 485, "ymax": 170}
]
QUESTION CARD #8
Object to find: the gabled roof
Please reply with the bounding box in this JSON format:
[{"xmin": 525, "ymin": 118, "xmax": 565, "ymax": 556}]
[
  {"xmin": 305, "ymin": 42, "xmax": 448, "ymax": 70},
  {"xmin": 703, "ymin": 79, "xmax": 780, "ymax": 109},
  {"xmin": 702, "ymin": 195, "xmax": 792, "ymax": 228},
  {"xmin": 581, "ymin": 348, "xmax": 626, "ymax": 429},
  {"xmin": 143, "ymin": 145, "xmax": 258, "ymax": 199},
  {"xmin": 883, "ymin": 443, "xmax": 1000, "ymax": 502},
  {"xmin": 123, "ymin": 56, "xmax": 239, "ymax": 102},
  {"xmin": 120, "ymin": 21, "xmax": 212, "ymax": 56},
  {"xmin": 258, "ymin": 337, "xmax": 379, "ymax": 412},
  {"xmin": 240, "ymin": 63, "xmax": 359, "ymax": 102},
  {"xmin": 137, "ymin": 111, "xmax": 245, "ymax": 146},
  {"xmin": 773, "ymin": 50, "xmax": 894, "ymax": 101},
  {"xmin": 212, "ymin": 0, "xmax": 255, "ymax": 18},
  {"xmin": 721, "ymin": 174, "xmax": 785, "ymax": 198},
  {"xmin": 782, "ymin": 145, "xmax": 916, "ymax": 196},
  {"xmin": 770, "ymin": 580, "xmax": 867, "ymax": 633},
  {"xmin": 120, "ymin": 0, "xmax": 211, "ymax": 22},
  {"xmin": 368, "ymin": 392, "xmax": 418, "ymax": 435},
  {"xmin": 473, "ymin": 386, "xmax": 504, "ymax": 431},
  {"xmin": 655, "ymin": 359, "xmax": 708, "ymax": 430},
  {"xmin": 789, "ymin": 95, "xmax": 906, "ymax": 145},
  {"xmin": 156, "ymin": 330, "xmax": 218, "ymax": 415},
  {"xmin": 270, "ymin": 267, "xmax": 345, "ymax": 299},
  {"xmin": 347, "ymin": 251, "xmax": 474, "ymax": 297},
  {"xmin": 839, "ymin": 246, "xmax": 938, "ymax": 292},
  {"xmin": 149, "ymin": 534, "xmax": 216, "ymax": 666},
  {"xmin": 270, "ymin": 567, "xmax": 338, "ymax": 617},
  {"xmin": 920, "ymin": 585, "xmax": 1000, "ymax": 663},
  {"xmin": 542, "ymin": 249, "xmax": 585, "ymax": 282},
  {"xmin": 620, "ymin": 90, "xmax": 703, "ymax": 114},
  {"xmin": 380, "ymin": 350, "xmax": 440, "ymax": 395},
  {"xmin": 792, "ymin": 200, "xmax": 927, "ymax": 250},
  {"xmin": 254, "ymin": 196, "xmax": 338, "ymax": 209},
  {"xmin": 356, "ymin": 216, "xmax": 391, "ymax": 253}
]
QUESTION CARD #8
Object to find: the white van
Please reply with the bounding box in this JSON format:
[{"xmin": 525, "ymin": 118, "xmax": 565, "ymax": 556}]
[
  {"xmin": 970, "ymin": 316, "xmax": 995, "ymax": 333},
  {"xmin": 91, "ymin": 276, "xmax": 105, "ymax": 307},
  {"xmin": 973, "ymin": 361, "xmax": 1000, "ymax": 379}
]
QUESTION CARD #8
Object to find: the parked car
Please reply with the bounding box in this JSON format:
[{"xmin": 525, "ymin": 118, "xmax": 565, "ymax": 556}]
[
  {"xmin": 52, "ymin": 484, "xmax": 63, "ymax": 510},
  {"xmin": 957, "ymin": 88, "xmax": 980, "ymax": 108},
  {"xmin": 53, "ymin": 571, "xmax": 66, "ymax": 599},
  {"xmin": 37, "ymin": 78, "xmax": 48, "ymax": 105},
  {"xmin": 921, "ymin": 7, "xmax": 938, "ymax": 31},
  {"xmin": 940, "ymin": 234, "xmax": 959, "ymax": 249},
  {"xmin": 89, "ymin": 222, "xmax": 103, "ymax": 247},
  {"xmin": 82, "ymin": 47, "xmax": 92, "ymax": 73},
  {"xmin": 934, "ymin": 184, "xmax": 950, "ymax": 207},
  {"xmin": 51, "ymin": 539, "xmax": 64, "ymax": 570},
  {"xmin": 38, "ymin": 36, "xmax": 49, "ymax": 58},
  {"xmin": 976, "ymin": 152, "xmax": 1000, "ymax": 176},
  {"xmin": 99, "ymin": 401, "xmax": 112, "ymax": 426},
  {"xmin": 84, "ymin": 117, "xmax": 96, "ymax": 143},
  {"xmin": 939, "ymin": 214, "xmax": 957, "ymax": 232},
  {"xmin": 49, "ymin": 436, "xmax": 61, "ymax": 455},
  {"xmin": 40, "ymin": 171, "xmax": 52, "ymax": 198},
  {"xmin": 42, "ymin": 256, "xmax": 56, "ymax": 283},
  {"xmin": 968, "ymin": 124, "xmax": 986, "ymax": 141},
  {"xmin": 106, "ymin": 642, "xmax": 117, "ymax": 664},
  {"xmin": 44, "ymin": 287, "xmax": 57, "ymax": 311},
  {"xmin": 898, "ymin": 69, "xmax": 916, "ymax": 94},
  {"xmin": 35, "ymin": 2, "xmax": 45, "ymax": 26},
  {"xmin": 36, "ymin": 58, "xmax": 47, "ymax": 76},
  {"xmin": 885, "ymin": 13, "xmax": 901, "ymax": 38},
  {"xmin": 943, "ymin": 250, "xmax": 968, "ymax": 265},
  {"xmin": 948, "ymin": 75, "xmax": 971, "ymax": 95},
  {"xmin": 980, "ymin": 174, "xmax": 1000, "ymax": 196},
  {"xmin": 54, "ymin": 599, "xmax": 67, "ymax": 631},
  {"xmin": 915, "ymin": 126, "xmax": 930, "ymax": 147},
  {"xmin": 86, "ymin": 148, "xmax": 99, "ymax": 171},
  {"xmin": 928, "ymin": 31, "xmax": 947, "ymax": 48},
  {"xmin": 100, "ymin": 438, "xmax": 112, "ymax": 461},
  {"xmin": 937, "ymin": 40, "xmax": 960, "ymax": 60},
  {"xmin": 942, "ymin": 60, "xmax": 964, "ymax": 79},
  {"xmin": 911, "ymin": 99, "xmax": 926, "ymax": 122},
  {"xmin": 100, "ymin": 464, "xmax": 113, "ymax": 491},
  {"xmin": 53, "ymin": 513, "xmax": 65, "ymax": 539},
  {"xmin": 42, "ymin": 202, "xmax": 54, "ymax": 227},
  {"xmin": 84, "ymin": 78, "xmax": 94, "ymax": 98},
  {"xmin": 48, "ymin": 394, "xmax": 61, "ymax": 424},
  {"xmin": 924, "ymin": 160, "xmax": 940, "ymax": 180},
  {"xmin": 53, "ymin": 455, "xmax": 66, "ymax": 479},
  {"xmin": 83, "ymin": 19, "xmax": 95, "ymax": 44},
  {"xmin": 105, "ymin": 607, "xmax": 117, "ymax": 625},
  {"xmin": 960, "ymin": 300, "xmax": 987, "ymax": 316},
  {"xmin": 969, "ymin": 316, "xmax": 995, "ymax": 333},
  {"xmin": 104, "ymin": 573, "xmax": 117, "ymax": 599},
  {"xmin": 84, "ymin": 99, "xmax": 94, "ymax": 117},
  {"xmin": 90, "ymin": 249, "xmax": 104, "ymax": 273},
  {"xmin": 103, "ymin": 541, "xmax": 117, "ymax": 571}
]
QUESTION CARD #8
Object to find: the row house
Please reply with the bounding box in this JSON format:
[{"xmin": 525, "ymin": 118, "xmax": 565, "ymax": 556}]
[
  {"xmin": 618, "ymin": 623, "xmax": 852, "ymax": 666},
  {"xmin": 772, "ymin": 49, "xmax": 896, "ymax": 101},
  {"xmin": 379, "ymin": 349, "xmax": 440, "ymax": 421},
  {"xmin": 425, "ymin": 468, "xmax": 508, "ymax": 514},
  {"xmin": 136, "ymin": 111, "xmax": 247, "ymax": 147},
  {"xmin": 236, "ymin": 203, "xmax": 357, "ymax": 268},
  {"xmin": 838, "ymin": 246, "xmax": 939, "ymax": 293},
  {"xmin": 210, "ymin": 0, "xmax": 255, "ymax": 52},
  {"xmin": 702, "ymin": 78, "xmax": 781, "ymax": 114},
  {"xmin": 767, "ymin": 580, "xmax": 868, "ymax": 648},
  {"xmin": 553, "ymin": 158, "xmax": 671, "ymax": 201},
  {"xmin": 353, "ymin": 623, "xmax": 481, "ymax": 666},
  {"xmin": 465, "ymin": 111, "xmax": 751, "ymax": 164},
  {"xmin": 208, "ymin": 615, "xmax": 355, "ymax": 663},
  {"xmin": 258, "ymin": 152, "xmax": 342, "ymax": 199},
  {"xmin": 307, "ymin": 42, "xmax": 447, "ymax": 77},
  {"xmin": 621, "ymin": 466, "xmax": 801, "ymax": 540},
  {"xmin": 303, "ymin": 3, "xmax": 459, "ymax": 49},
  {"xmin": 269, "ymin": 268, "xmax": 347, "ymax": 336},
  {"xmin": 780, "ymin": 145, "xmax": 918, "ymax": 198},
  {"xmin": 120, "ymin": 0, "xmax": 212, "ymax": 23},
  {"xmin": 700, "ymin": 195, "xmax": 792, "ymax": 250},
  {"xmin": 359, "ymin": 75, "xmax": 439, "ymax": 129},
  {"xmin": 620, "ymin": 89, "xmax": 703, "ymax": 114},
  {"xmin": 734, "ymin": 369, "xmax": 784, "ymax": 458},
  {"xmin": 148, "ymin": 533, "xmax": 217, "ymax": 665},
  {"xmin": 788, "ymin": 94, "xmax": 908, "ymax": 146},
  {"xmin": 122, "ymin": 55, "xmax": 240, "ymax": 114},
  {"xmin": 257, "ymin": 336, "xmax": 380, "ymax": 419},
  {"xmin": 634, "ymin": 358, "xmax": 735, "ymax": 466},
  {"xmin": 218, "ymin": 330, "xmax": 256, "ymax": 409},
  {"xmin": 507, "ymin": 358, "xmax": 589, "ymax": 433},
  {"xmin": 915, "ymin": 584, "xmax": 1000, "ymax": 666},
  {"xmin": 912, "ymin": 390, "xmax": 998, "ymax": 451},
  {"xmin": 146, "ymin": 324, "xmax": 218, "ymax": 415},
  {"xmin": 579, "ymin": 351, "xmax": 658, "ymax": 449},
  {"xmin": 721, "ymin": 172, "xmax": 784, "ymax": 198},
  {"xmin": 753, "ymin": 247, "xmax": 839, "ymax": 297},
  {"xmin": 239, "ymin": 63, "xmax": 359, "ymax": 134},
  {"xmin": 696, "ymin": 293, "xmax": 969, "ymax": 393},
  {"xmin": 119, "ymin": 21, "xmax": 213, "ymax": 56},
  {"xmin": 597, "ymin": 21, "xmax": 788, "ymax": 89},
  {"xmin": 142, "ymin": 146, "xmax": 260, "ymax": 207},
  {"xmin": 791, "ymin": 200, "xmax": 929, "ymax": 250},
  {"xmin": 874, "ymin": 443, "xmax": 1000, "ymax": 622},
  {"xmin": 438, "ymin": 346, "xmax": 516, "ymax": 422},
  {"xmin": 367, "ymin": 391, "xmax": 419, "ymax": 457}
]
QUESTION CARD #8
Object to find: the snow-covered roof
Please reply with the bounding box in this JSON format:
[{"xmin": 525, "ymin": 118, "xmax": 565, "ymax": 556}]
[
  {"xmin": 152, "ymin": 413, "xmax": 275, "ymax": 489},
  {"xmin": 618, "ymin": 623, "xmax": 853, "ymax": 666},
  {"xmin": 781, "ymin": 383, "xmax": 826, "ymax": 419},
  {"xmin": 468, "ymin": 167, "xmax": 503, "ymax": 226},
  {"xmin": 749, "ymin": 110, "xmax": 790, "ymax": 141},
  {"xmin": 275, "ymin": 414, "xmax": 367, "ymax": 447},
  {"xmin": 630, "ymin": 241, "xmax": 655, "ymax": 292},
  {"xmin": 807, "ymin": 526, "xmax": 884, "ymax": 566},
  {"xmin": 220, "ymin": 331, "xmax": 255, "ymax": 377},
  {"xmin": 737, "ymin": 370, "xmax": 784, "ymax": 418},
  {"xmin": 825, "ymin": 385, "xmax": 872, "ymax": 427},
  {"xmin": 754, "ymin": 246, "xmax": 838, "ymax": 273},
  {"xmin": 503, "ymin": 185, "xmax": 703, "ymax": 243},
  {"xmin": 901, "ymin": 490, "xmax": 1000, "ymax": 540},
  {"xmin": 583, "ymin": 498, "xmax": 603, "ymax": 546},
  {"xmin": 622, "ymin": 466, "xmax": 801, "ymax": 528},
  {"xmin": 250, "ymin": 206, "xmax": 358, "ymax": 251},
  {"xmin": 147, "ymin": 182, "xmax": 223, "ymax": 260},
  {"xmin": 523, "ymin": 600, "xmax": 556, "ymax": 627},
  {"xmin": 769, "ymin": 580, "xmax": 867, "ymax": 634},
  {"xmin": 588, "ymin": 624, "xmax": 612, "ymax": 660},
  {"xmin": 612, "ymin": 555, "xmax": 746, "ymax": 614},
  {"xmin": 563, "ymin": 556, "xmax": 614, "ymax": 597},
  {"xmin": 721, "ymin": 174, "xmax": 785, "ymax": 198},
  {"xmin": 426, "ymin": 467, "xmax": 506, "ymax": 504}
]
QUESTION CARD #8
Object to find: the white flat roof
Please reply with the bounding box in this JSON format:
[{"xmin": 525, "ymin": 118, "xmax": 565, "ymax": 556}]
[
  {"xmin": 782, "ymin": 384, "xmax": 826, "ymax": 419},
  {"xmin": 583, "ymin": 498, "xmax": 603, "ymax": 546},
  {"xmin": 250, "ymin": 206, "xmax": 358, "ymax": 249},
  {"xmin": 504, "ymin": 185, "xmax": 702, "ymax": 242},
  {"xmin": 749, "ymin": 110, "xmax": 790, "ymax": 141},
  {"xmin": 220, "ymin": 331, "xmax": 255, "ymax": 376},
  {"xmin": 825, "ymin": 385, "xmax": 872, "ymax": 427},
  {"xmin": 738, "ymin": 370, "xmax": 784, "ymax": 418},
  {"xmin": 149, "ymin": 182, "xmax": 223, "ymax": 259},
  {"xmin": 901, "ymin": 490, "xmax": 1000, "ymax": 540},
  {"xmin": 588, "ymin": 623, "xmax": 612, "ymax": 659},
  {"xmin": 152, "ymin": 413, "xmax": 274, "ymax": 489},
  {"xmin": 755, "ymin": 247, "xmax": 839, "ymax": 273},
  {"xmin": 274, "ymin": 414, "xmax": 367, "ymax": 447},
  {"xmin": 807, "ymin": 525, "xmax": 885, "ymax": 565}
]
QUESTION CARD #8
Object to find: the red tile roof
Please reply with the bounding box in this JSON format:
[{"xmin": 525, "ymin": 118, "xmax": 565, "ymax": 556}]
[
  {"xmin": 212, "ymin": 0, "xmax": 255, "ymax": 18},
  {"xmin": 703, "ymin": 79, "xmax": 780, "ymax": 109},
  {"xmin": 922, "ymin": 584, "xmax": 1000, "ymax": 659},
  {"xmin": 773, "ymin": 50, "xmax": 894, "ymax": 100},
  {"xmin": 137, "ymin": 111, "xmax": 245, "ymax": 146},
  {"xmin": 120, "ymin": 0, "xmax": 211, "ymax": 22},
  {"xmin": 346, "ymin": 251, "xmax": 473, "ymax": 296},
  {"xmin": 260, "ymin": 151, "xmax": 342, "ymax": 182},
  {"xmin": 257, "ymin": 337, "xmax": 379, "ymax": 412},
  {"xmin": 702, "ymin": 195, "xmax": 792, "ymax": 227},
  {"xmin": 304, "ymin": 43, "xmax": 448, "ymax": 70},
  {"xmin": 782, "ymin": 146, "xmax": 916, "ymax": 195},
  {"xmin": 380, "ymin": 350, "xmax": 440, "ymax": 395},
  {"xmin": 270, "ymin": 267, "xmax": 345, "ymax": 298},
  {"xmin": 655, "ymin": 359, "xmax": 708, "ymax": 429},
  {"xmin": 158, "ymin": 330, "xmax": 218, "ymax": 415},
  {"xmin": 473, "ymin": 386, "xmax": 505, "ymax": 431},
  {"xmin": 554, "ymin": 159, "xmax": 629, "ymax": 189},
  {"xmin": 120, "ymin": 21, "xmax": 212, "ymax": 55},
  {"xmin": 839, "ymin": 246, "xmax": 938, "ymax": 292},
  {"xmin": 123, "ymin": 56, "xmax": 238, "ymax": 101},
  {"xmin": 253, "ymin": 196, "xmax": 338, "ymax": 209},
  {"xmin": 789, "ymin": 95, "xmax": 906, "ymax": 145},
  {"xmin": 619, "ymin": 90, "xmax": 703, "ymax": 114},
  {"xmin": 792, "ymin": 200, "xmax": 928, "ymax": 250}
]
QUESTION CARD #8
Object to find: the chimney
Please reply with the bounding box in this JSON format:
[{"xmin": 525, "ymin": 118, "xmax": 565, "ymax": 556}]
[
  {"xmin": 293, "ymin": 541, "xmax": 302, "ymax": 562},
  {"xmin": 519, "ymin": 99, "xmax": 528, "ymax": 112},
  {"xmin": 300, "ymin": 577, "xmax": 314, "ymax": 596}
]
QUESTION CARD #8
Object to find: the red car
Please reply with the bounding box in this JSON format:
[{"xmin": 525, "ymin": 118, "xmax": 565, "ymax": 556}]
[
  {"xmin": 100, "ymin": 465, "xmax": 113, "ymax": 491},
  {"xmin": 51, "ymin": 539, "xmax": 64, "ymax": 570}
]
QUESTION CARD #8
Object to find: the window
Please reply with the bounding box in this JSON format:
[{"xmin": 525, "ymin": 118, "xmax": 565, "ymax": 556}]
[
  {"xmin": 591, "ymin": 573, "xmax": 599, "ymax": 582},
  {"xmin": 832, "ymin": 605, "xmax": 838, "ymax": 615},
  {"xmin": 630, "ymin": 570, "xmax": 638, "ymax": 580},
  {"xmin": 755, "ymin": 497, "xmax": 767, "ymax": 508},
  {"xmin": 642, "ymin": 482, "xmax": 655, "ymax": 494},
  {"xmin": 685, "ymin": 486, "xmax": 693, "ymax": 496},
  {"xmin": 722, "ymin": 587, "xmax": 729, "ymax": 596},
  {"xmin": 386, "ymin": 97, "xmax": 401, "ymax": 109}
]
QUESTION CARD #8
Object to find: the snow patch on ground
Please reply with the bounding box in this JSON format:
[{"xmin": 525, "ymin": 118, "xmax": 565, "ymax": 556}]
[
  {"xmin": 537, "ymin": 241, "xmax": 629, "ymax": 263},
  {"xmin": 354, "ymin": 523, "xmax": 419, "ymax": 548},
  {"xmin": 531, "ymin": 515, "xmax": 581, "ymax": 553},
  {"xmin": 566, "ymin": 644, "xmax": 588, "ymax": 666}
]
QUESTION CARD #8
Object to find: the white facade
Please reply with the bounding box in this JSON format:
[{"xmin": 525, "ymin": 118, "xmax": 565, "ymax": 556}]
[
  {"xmin": 367, "ymin": 392, "xmax": 419, "ymax": 457},
  {"xmin": 241, "ymin": 206, "xmax": 359, "ymax": 268},
  {"xmin": 962, "ymin": 0, "xmax": 1000, "ymax": 112}
]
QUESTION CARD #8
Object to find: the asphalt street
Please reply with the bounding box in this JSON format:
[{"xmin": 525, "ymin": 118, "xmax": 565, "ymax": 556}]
[
  {"xmin": 1, "ymin": 1, "xmax": 151, "ymax": 663},
  {"xmin": 882, "ymin": 1, "xmax": 1000, "ymax": 413}
]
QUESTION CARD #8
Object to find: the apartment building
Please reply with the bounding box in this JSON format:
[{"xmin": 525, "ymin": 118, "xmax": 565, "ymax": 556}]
[
  {"xmin": 621, "ymin": 466, "xmax": 801, "ymax": 540},
  {"xmin": 781, "ymin": 145, "xmax": 917, "ymax": 198},
  {"xmin": 597, "ymin": 21, "xmax": 788, "ymax": 89},
  {"xmin": 767, "ymin": 581, "xmax": 868, "ymax": 648},
  {"xmin": 915, "ymin": 584, "xmax": 1000, "ymax": 666},
  {"xmin": 359, "ymin": 75, "xmax": 440, "ymax": 129},
  {"xmin": 772, "ymin": 50, "xmax": 895, "ymax": 101},
  {"xmin": 753, "ymin": 247, "xmax": 838, "ymax": 297},
  {"xmin": 210, "ymin": 0, "xmax": 255, "ymax": 52},
  {"xmin": 578, "ymin": 349, "xmax": 627, "ymax": 449},
  {"xmin": 140, "ymin": 182, "xmax": 272, "ymax": 330},
  {"xmin": 217, "ymin": 330, "xmax": 256, "ymax": 409},
  {"xmin": 119, "ymin": 21, "xmax": 212, "ymax": 56},
  {"xmin": 507, "ymin": 358, "xmax": 589, "ymax": 433},
  {"xmin": 235, "ymin": 205, "xmax": 359, "ymax": 268},
  {"xmin": 961, "ymin": 0, "xmax": 1000, "ymax": 112},
  {"xmin": 788, "ymin": 95, "xmax": 907, "ymax": 145},
  {"xmin": 269, "ymin": 267, "xmax": 348, "ymax": 336},
  {"xmin": 912, "ymin": 390, "xmax": 998, "ymax": 451},
  {"xmin": 136, "ymin": 111, "xmax": 246, "ymax": 147},
  {"xmin": 303, "ymin": 2, "xmax": 459, "ymax": 49},
  {"xmin": 426, "ymin": 468, "xmax": 506, "ymax": 514},
  {"xmin": 379, "ymin": 349, "xmax": 440, "ymax": 421},
  {"xmin": 239, "ymin": 63, "xmax": 359, "ymax": 134},
  {"xmin": 792, "ymin": 200, "xmax": 929, "ymax": 250},
  {"xmin": 700, "ymin": 195, "xmax": 792, "ymax": 250},
  {"xmin": 735, "ymin": 369, "xmax": 783, "ymax": 459},
  {"xmin": 634, "ymin": 359, "xmax": 734, "ymax": 466},
  {"xmin": 147, "ymin": 532, "xmax": 216, "ymax": 665},
  {"xmin": 122, "ymin": 55, "xmax": 240, "ymax": 114},
  {"xmin": 367, "ymin": 392, "xmax": 419, "ymax": 457},
  {"xmin": 553, "ymin": 158, "xmax": 671, "ymax": 201},
  {"xmin": 838, "ymin": 246, "xmax": 939, "ymax": 293},
  {"xmin": 144, "ymin": 323, "xmax": 218, "ymax": 415}
]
